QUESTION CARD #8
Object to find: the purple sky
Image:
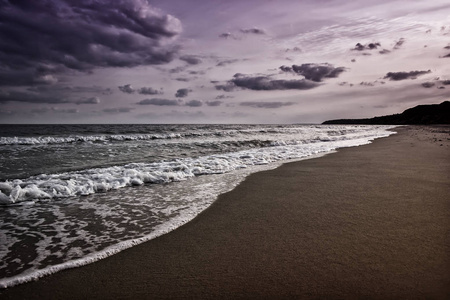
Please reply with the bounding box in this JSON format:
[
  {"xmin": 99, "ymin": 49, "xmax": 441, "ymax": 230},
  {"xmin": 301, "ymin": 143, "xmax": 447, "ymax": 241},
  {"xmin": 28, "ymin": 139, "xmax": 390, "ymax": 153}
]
[{"xmin": 0, "ymin": 0, "xmax": 449, "ymax": 124}]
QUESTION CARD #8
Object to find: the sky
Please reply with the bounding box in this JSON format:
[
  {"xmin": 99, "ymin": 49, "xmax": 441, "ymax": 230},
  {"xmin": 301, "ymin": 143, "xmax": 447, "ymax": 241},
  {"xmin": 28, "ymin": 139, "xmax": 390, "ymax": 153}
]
[{"xmin": 0, "ymin": 0, "xmax": 449, "ymax": 124}]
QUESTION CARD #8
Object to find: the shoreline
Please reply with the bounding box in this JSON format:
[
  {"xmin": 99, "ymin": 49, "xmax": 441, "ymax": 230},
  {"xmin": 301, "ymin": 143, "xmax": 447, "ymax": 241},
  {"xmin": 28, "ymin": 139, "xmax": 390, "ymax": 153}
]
[{"xmin": 1, "ymin": 125, "xmax": 449, "ymax": 299}]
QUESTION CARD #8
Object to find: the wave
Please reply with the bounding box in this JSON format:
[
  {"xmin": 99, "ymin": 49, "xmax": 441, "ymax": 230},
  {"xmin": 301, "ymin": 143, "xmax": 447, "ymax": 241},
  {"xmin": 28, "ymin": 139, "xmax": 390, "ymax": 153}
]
[
  {"xmin": 0, "ymin": 127, "xmax": 395, "ymax": 205},
  {"xmin": 0, "ymin": 125, "xmax": 378, "ymax": 146}
]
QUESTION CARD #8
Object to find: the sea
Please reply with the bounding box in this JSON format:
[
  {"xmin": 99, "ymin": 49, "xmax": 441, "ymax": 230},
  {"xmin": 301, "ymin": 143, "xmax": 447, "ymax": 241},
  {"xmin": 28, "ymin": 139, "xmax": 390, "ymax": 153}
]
[{"xmin": 0, "ymin": 124, "xmax": 396, "ymax": 288}]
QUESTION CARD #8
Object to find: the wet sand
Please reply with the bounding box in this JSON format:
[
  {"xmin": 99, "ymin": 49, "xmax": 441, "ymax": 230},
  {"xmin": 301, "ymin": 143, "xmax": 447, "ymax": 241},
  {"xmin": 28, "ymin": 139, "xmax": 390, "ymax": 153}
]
[{"xmin": 1, "ymin": 126, "xmax": 449, "ymax": 299}]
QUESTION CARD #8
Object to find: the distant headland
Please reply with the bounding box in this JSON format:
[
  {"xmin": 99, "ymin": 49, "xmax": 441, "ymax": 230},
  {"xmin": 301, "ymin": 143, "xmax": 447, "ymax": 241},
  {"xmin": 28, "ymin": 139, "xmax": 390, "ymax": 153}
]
[{"xmin": 323, "ymin": 101, "xmax": 450, "ymax": 125}]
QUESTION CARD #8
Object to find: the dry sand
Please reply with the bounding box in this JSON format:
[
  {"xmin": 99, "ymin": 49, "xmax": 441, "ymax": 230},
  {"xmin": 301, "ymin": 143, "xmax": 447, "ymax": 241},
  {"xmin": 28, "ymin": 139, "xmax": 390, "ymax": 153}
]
[{"xmin": 1, "ymin": 125, "xmax": 449, "ymax": 299}]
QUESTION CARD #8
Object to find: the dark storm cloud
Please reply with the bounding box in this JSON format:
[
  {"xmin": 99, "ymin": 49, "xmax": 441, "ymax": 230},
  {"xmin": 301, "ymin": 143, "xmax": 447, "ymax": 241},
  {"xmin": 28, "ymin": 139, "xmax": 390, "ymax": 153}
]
[
  {"xmin": 384, "ymin": 70, "xmax": 431, "ymax": 81},
  {"xmin": 442, "ymin": 80, "xmax": 450, "ymax": 85},
  {"xmin": 175, "ymin": 77, "xmax": 190, "ymax": 82},
  {"xmin": 216, "ymin": 74, "xmax": 319, "ymax": 91},
  {"xmin": 206, "ymin": 100, "xmax": 222, "ymax": 107},
  {"xmin": 0, "ymin": 69, "xmax": 58, "ymax": 86},
  {"xmin": 103, "ymin": 107, "xmax": 134, "ymax": 114},
  {"xmin": 137, "ymin": 98, "xmax": 180, "ymax": 106},
  {"xmin": 179, "ymin": 55, "xmax": 202, "ymax": 65},
  {"xmin": 0, "ymin": 90, "xmax": 68, "ymax": 104},
  {"xmin": 279, "ymin": 65, "xmax": 293, "ymax": 72},
  {"xmin": 281, "ymin": 63, "xmax": 346, "ymax": 82},
  {"xmin": 184, "ymin": 100, "xmax": 203, "ymax": 107},
  {"xmin": 175, "ymin": 88, "xmax": 191, "ymax": 98},
  {"xmin": 240, "ymin": 28, "xmax": 266, "ymax": 35},
  {"xmin": 138, "ymin": 87, "xmax": 163, "ymax": 95},
  {"xmin": 351, "ymin": 42, "xmax": 381, "ymax": 51},
  {"xmin": 0, "ymin": 0, "xmax": 182, "ymax": 85},
  {"xmin": 76, "ymin": 97, "xmax": 100, "ymax": 104},
  {"xmin": 240, "ymin": 101, "xmax": 295, "ymax": 108},
  {"xmin": 118, "ymin": 84, "xmax": 135, "ymax": 94}
]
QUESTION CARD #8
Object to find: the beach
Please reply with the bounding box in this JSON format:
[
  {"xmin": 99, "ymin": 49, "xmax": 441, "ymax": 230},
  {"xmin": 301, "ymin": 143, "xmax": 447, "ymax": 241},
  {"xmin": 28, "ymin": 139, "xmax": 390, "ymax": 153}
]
[{"xmin": 1, "ymin": 125, "xmax": 449, "ymax": 299}]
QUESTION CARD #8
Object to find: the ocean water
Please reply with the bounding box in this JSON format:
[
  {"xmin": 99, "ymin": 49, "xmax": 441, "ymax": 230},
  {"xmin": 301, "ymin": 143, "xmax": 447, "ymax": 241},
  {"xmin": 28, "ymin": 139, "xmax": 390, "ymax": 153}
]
[{"xmin": 0, "ymin": 124, "xmax": 396, "ymax": 288}]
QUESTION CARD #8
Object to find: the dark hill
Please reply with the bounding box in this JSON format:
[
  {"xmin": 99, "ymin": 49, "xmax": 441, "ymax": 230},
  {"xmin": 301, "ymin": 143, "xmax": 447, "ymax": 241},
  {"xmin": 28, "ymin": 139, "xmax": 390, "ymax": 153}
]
[{"xmin": 322, "ymin": 101, "xmax": 450, "ymax": 125}]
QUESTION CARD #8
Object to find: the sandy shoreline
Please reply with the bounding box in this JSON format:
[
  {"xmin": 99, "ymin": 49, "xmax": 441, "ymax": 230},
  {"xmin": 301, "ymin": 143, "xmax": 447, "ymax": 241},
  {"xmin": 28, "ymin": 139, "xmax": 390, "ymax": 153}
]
[{"xmin": 1, "ymin": 126, "xmax": 449, "ymax": 299}]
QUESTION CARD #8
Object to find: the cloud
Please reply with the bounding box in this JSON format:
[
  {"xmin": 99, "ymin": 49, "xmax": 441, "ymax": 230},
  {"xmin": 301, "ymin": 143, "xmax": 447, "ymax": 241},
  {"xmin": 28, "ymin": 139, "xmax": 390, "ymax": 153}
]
[
  {"xmin": 206, "ymin": 100, "xmax": 222, "ymax": 107},
  {"xmin": 0, "ymin": 0, "xmax": 182, "ymax": 86},
  {"xmin": 185, "ymin": 100, "xmax": 203, "ymax": 107},
  {"xmin": 240, "ymin": 101, "xmax": 295, "ymax": 108},
  {"xmin": 279, "ymin": 65, "xmax": 293, "ymax": 72},
  {"xmin": 118, "ymin": 84, "xmax": 135, "ymax": 94},
  {"xmin": 76, "ymin": 97, "xmax": 100, "ymax": 105},
  {"xmin": 0, "ymin": 90, "xmax": 68, "ymax": 104},
  {"xmin": 216, "ymin": 59, "xmax": 241, "ymax": 67},
  {"xmin": 175, "ymin": 77, "xmax": 190, "ymax": 82},
  {"xmin": 169, "ymin": 66, "xmax": 186, "ymax": 74},
  {"xmin": 102, "ymin": 107, "xmax": 134, "ymax": 114},
  {"xmin": 189, "ymin": 70, "xmax": 205, "ymax": 75},
  {"xmin": 0, "ymin": 69, "xmax": 59, "ymax": 86},
  {"xmin": 421, "ymin": 82, "xmax": 435, "ymax": 88},
  {"xmin": 379, "ymin": 49, "xmax": 391, "ymax": 54},
  {"xmin": 52, "ymin": 108, "xmax": 79, "ymax": 114},
  {"xmin": 354, "ymin": 80, "xmax": 385, "ymax": 87},
  {"xmin": 234, "ymin": 76, "xmax": 318, "ymax": 90},
  {"xmin": 215, "ymin": 95, "xmax": 234, "ymax": 99},
  {"xmin": 352, "ymin": 42, "xmax": 381, "ymax": 51},
  {"xmin": 216, "ymin": 74, "xmax": 319, "ymax": 91},
  {"xmin": 215, "ymin": 83, "xmax": 238, "ymax": 92},
  {"xmin": 28, "ymin": 85, "xmax": 113, "ymax": 95},
  {"xmin": 393, "ymin": 38, "xmax": 405, "ymax": 49},
  {"xmin": 138, "ymin": 87, "xmax": 163, "ymax": 95},
  {"xmin": 30, "ymin": 107, "xmax": 79, "ymax": 114},
  {"xmin": 219, "ymin": 32, "xmax": 234, "ymax": 39},
  {"xmin": 285, "ymin": 47, "xmax": 302, "ymax": 53},
  {"xmin": 179, "ymin": 55, "xmax": 202, "ymax": 65},
  {"xmin": 119, "ymin": 85, "xmax": 163, "ymax": 95},
  {"xmin": 175, "ymin": 88, "xmax": 191, "ymax": 98},
  {"xmin": 281, "ymin": 63, "xmax": 346, "ymax": 82},
  {"xmin": 240, "ymin": 28, "xmax": 266, "ymax": 35},
  {"xmin": 137, "ymin": 98, "xmax": 180, "ymax": 106},
  {"xmin": 384, "ymin": 70, "xmax": 431, "ymax": 81}
]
